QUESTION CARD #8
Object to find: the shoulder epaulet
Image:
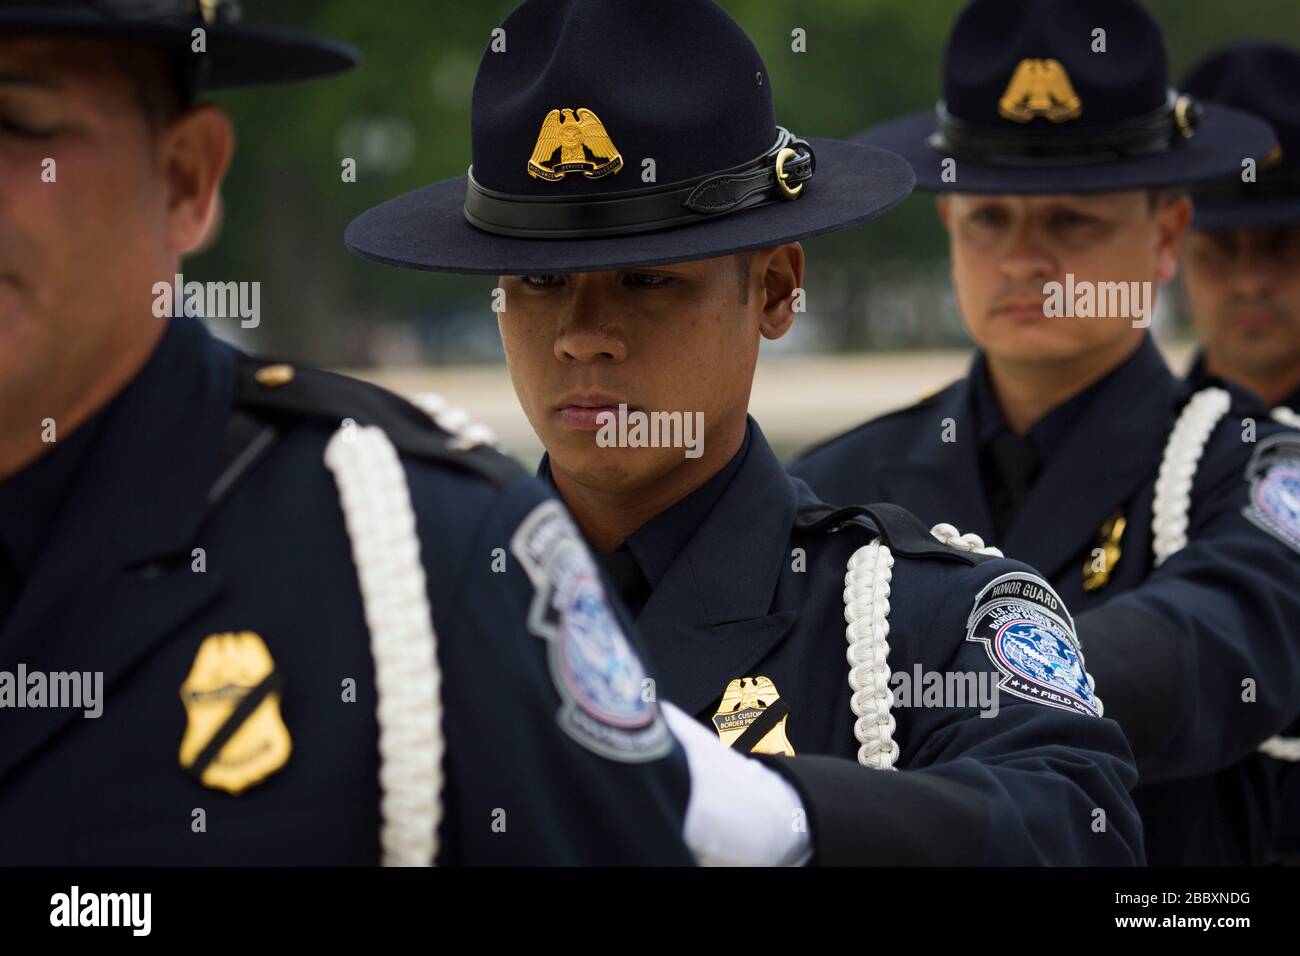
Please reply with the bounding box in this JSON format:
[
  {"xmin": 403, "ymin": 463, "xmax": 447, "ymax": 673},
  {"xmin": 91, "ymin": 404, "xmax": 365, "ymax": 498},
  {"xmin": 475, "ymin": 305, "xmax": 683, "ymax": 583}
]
[
  {"xmin": 232, "ymin": 354, "xmax": 525, "ymax": 488},
  {"xmin": 797, "ymin": 380, "xmax": 960, "ymax": 461},
  {"xmin": 794, "ymin": 500, "xmax": 993, "ymax": 566}
]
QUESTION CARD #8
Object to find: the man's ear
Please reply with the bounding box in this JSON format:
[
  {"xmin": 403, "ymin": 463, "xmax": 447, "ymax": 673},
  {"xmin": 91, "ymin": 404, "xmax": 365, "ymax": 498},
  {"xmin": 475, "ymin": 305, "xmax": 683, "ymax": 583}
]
[
  {"xmin": 1154, "ymin": 194, "xmax": 1193, "ymax": 285},
  {"xmin": 156, "ymin": 104, "xmax": 235, "ymax": 256},
  {"xmin": 936, "ymin": 195, "xmax": 953, "ymax": 231},
  {"xmin": 758, "ymin": 242, "xmax": 804, "ymax": 341}
]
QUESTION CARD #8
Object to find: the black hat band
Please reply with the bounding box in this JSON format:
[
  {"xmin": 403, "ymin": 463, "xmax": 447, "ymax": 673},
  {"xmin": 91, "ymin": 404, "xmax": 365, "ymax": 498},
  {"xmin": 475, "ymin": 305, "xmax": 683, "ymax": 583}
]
[
  {"xmin": 463, "ymin": 127, "xmax": 815, "ymax": 239},
  {"xmin": 14, "ymin": 0, "xmax": 242, "ymax": 24},
  {"xmin": 1194, "ymin": 164, "xmax": 1300, "ymax": 204},
  {"xmin": 928, "ymin": 91, "xmax": 1203, "ymax": 168}
]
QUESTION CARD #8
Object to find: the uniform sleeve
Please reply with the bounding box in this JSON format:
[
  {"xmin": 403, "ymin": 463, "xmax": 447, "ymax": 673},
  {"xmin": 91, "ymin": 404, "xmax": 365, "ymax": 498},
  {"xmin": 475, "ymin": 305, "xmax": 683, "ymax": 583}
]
[
  {"xmin": 764, "ymin": 559, "xmax": 1144, "ymax": 866},
  {"xmin": 1076, "ymin": 425, "xmax": 1300, "ymax": 783},
  {"xmin": 425, "ymin": 475, "xmax": 694, "ymax": 865}
]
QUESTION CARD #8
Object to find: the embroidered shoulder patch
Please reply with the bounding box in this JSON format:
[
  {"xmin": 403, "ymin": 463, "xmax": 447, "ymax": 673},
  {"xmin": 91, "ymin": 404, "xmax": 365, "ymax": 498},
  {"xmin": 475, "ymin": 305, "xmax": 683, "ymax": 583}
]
[
  {"xmin": 510, "ymin": 499, "xmax": 671, "ymax": 762},
  {"xmin": 1243, "ymin": 433, "xmax": 1300, "ymax": 554},
  {"xmin": 965, "ymin": 572, "xmax": 1099, "ymax": 718}
]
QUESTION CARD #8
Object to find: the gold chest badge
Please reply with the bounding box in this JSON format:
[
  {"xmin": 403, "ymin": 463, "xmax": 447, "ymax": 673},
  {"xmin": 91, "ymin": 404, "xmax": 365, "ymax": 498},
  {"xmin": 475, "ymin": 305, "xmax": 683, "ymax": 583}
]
[
  {"xmin": 998, "ymin": 58, "xmax": 1082, "ymax": 123},
  {"xmin": 527, "ymin": 107, "xmax": 624, "ymax": 182},
  {"xmin": 179, "ymin": 631, "xmax": 292, "ymax": 794},
  {"xmin": 1082, "ymin": 510, "xmax": 1127, "ymax": 592},
  {"xmin": 712, "ymin": 676, "xmax": 795, "ymax": 756}
]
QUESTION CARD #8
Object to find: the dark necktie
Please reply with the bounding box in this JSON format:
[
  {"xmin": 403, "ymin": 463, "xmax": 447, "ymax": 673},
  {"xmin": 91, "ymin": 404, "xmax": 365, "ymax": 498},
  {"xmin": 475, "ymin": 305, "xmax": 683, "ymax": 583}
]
[{"xmin": 984, "ymin": 431, "xmax": 1041, "ymax": 540}]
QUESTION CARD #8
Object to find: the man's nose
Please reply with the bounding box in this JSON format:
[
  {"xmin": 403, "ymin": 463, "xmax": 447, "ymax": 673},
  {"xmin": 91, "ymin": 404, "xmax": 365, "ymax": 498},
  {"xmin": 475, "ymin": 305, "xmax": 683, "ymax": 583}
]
[{"xmin": 553, "ymin": 287, "xmax": 628, "ymax": 364}]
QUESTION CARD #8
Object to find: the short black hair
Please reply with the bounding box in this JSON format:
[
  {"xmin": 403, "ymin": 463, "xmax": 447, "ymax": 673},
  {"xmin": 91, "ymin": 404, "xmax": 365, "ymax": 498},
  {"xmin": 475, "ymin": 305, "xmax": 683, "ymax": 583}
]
[
  {"xmin": 736, "ymin": 251, "xmax": 753, "ymax": 305},
  {"xmin": 109, "ymin": 42, "xmax": 193, "ymax": 128}
]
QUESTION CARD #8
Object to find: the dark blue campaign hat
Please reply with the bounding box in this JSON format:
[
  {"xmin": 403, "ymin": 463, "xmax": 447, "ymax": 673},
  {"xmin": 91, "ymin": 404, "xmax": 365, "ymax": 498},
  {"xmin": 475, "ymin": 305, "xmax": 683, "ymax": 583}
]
[
  {"xmin": 344, "ymin": 0, "xmax": 915, "ymax": 276},
  {"xmin": 0, "ymin": 0, "xmax": 357, "ymax": 89},
  {"xmin": 856, "ymin": 0, "xmax": 1276, "ymax": 194},
  {"xmin": 1182, "ymin": 41, "xmax": 1300, "ymax": 230}
]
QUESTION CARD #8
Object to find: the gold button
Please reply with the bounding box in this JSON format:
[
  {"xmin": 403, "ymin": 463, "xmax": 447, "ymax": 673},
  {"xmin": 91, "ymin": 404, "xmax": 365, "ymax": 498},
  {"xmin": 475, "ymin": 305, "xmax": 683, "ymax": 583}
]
[{"xmin": 254, "ymin": 364, "xmax": 295, "ymax": 388}]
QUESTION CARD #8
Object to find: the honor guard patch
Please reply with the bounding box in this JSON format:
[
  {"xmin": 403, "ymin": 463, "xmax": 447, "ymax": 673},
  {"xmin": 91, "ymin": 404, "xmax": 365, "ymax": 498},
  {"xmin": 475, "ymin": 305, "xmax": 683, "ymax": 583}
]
[
  {"xmin": 965, "ymin": 573, "xmax": 1099, "ymax": 718},
  {"xmin": 712, "ymin": 677, "xmax": 795, "ymax": 756},
  {"xmin": 1243, "ymin": 433, "xmax": 1300, "ymax": 554},
  {"xmin": 511, "ymin": 500, "xmax": 671, "ymax": 762},
  {"xmin": 527, "ymin": 107, "xmax": 624, "ymax": 182},
  {"xmin": 179, "ymin": 631, "xmax": 292, "ymax": 794}
]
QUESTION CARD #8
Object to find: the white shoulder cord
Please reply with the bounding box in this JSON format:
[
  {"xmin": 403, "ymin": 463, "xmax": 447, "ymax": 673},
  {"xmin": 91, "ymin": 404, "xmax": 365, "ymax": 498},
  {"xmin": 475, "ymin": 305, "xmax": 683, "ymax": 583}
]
[
  {"xmin": 1151, "ymin": 387, "xmax": 1232, "ymax": 566},
  {"xmin": 842, "ymin": 523, "xmax": 1001, "ymax": 769},
  {"xmin": 325, "ymin": 424, "xmax": 442, "ymax": 866},
  {"xmin": 1272, "ymin": 406, "xmax": 1300, "ymax": 429},
  {"xmin": 321, "ymin": 402, "xmax": 496, "ymax": 865},
  {"xmin": 410, "ymin": 392, "xmax": 498, "ymax": 450},
  {"xmin": 1152, "ymin": 387, "xmax": 1300, "ymax": 761}
]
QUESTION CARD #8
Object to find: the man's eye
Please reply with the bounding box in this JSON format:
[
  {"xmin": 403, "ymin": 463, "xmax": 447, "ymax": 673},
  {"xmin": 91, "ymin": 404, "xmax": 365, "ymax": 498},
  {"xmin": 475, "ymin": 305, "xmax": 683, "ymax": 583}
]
[
  {"xmin": 969, "ymin": 208, "xmax": 1007, "ymax": 226},
  {"xmin": 0, "ymin": 118, "xmax": 53, "ymax": 140},
  {"xmin": 521, "ymin": 275, "xmax": 563, "ymax": 289},
  {"xmin": 1054, "ymin": 211, "xmax": 1098, "ymax": 228},
  {"xmin": 623, "ymin": 273, "xmax": 673, "ymax": 288}
]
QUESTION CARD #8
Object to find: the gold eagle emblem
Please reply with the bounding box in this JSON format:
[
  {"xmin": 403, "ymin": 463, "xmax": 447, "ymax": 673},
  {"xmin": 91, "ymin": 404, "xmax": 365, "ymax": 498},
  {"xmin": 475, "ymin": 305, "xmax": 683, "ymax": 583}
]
[
  {"xmin": 712, "ymin": 676, "xmax": 795, "ymax": 757},
  {"xmin": 998, "ymin": 58, "xmax": 1083, "ymax": 123},
  {"xmin": 178, "ymin": 631, "xmax": 292, "ymax": 795},
  {"xmin": 527, "ymin": 107, "xmax": 624, "ymax": 182}
]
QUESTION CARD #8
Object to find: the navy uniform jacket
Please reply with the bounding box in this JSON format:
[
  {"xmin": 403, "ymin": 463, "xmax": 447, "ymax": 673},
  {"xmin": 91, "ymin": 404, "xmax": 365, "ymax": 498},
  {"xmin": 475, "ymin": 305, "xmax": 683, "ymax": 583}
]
[
  {"xmin": 549, "ymin": 420, "xmax": 1143, "ymax": 865},
  {"xmin": 793, "ymin": 336, "xmax": 1300, "ymax": 865},
  {"xmin": 0, "ymin": 316, "xmax": 692, "ymax": 865}
]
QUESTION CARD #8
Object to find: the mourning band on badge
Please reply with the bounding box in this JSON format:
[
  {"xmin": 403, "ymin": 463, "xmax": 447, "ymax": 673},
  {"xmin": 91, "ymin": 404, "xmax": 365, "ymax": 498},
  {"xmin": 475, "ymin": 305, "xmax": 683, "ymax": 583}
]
[
  {"xmin": 927, "ymin": 91, "xmax": 1203, "ymax": 168},
  {"xmin": 464, "ymin": 127, "xmax": 815, "ymax": 239},
  {"xmin": 965, "ymin": 572, "xmax": 1099, "ymax": 719},
  {"xmin": 731, "ymin": 698, "xmax": 790, "ymax": 754},
  {"xmin": 183, "ymin": 670, "xmax": 282, "ymax": 783}
]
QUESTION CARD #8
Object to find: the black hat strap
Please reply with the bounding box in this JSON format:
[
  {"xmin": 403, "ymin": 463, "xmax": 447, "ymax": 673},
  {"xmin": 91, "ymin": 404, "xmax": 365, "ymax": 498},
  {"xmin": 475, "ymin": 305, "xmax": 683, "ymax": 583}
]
[
  {"xmin": 928, "ymin": 90, "xmax": 1203, "ymax": 168},
  {"xmin": 463, "ymin": 127, "xmax": 815, "ymax": 239}
]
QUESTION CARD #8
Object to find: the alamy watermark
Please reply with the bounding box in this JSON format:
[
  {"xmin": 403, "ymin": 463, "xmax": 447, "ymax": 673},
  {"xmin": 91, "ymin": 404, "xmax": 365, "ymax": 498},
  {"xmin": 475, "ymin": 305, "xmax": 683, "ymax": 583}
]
[
  {"xmin": 0, "ymin": 665, "xmax": 102, "ymax": 718},
  {"xmin": 152, "ymin": 272, "xmax": 260, "ymax": 329},
  {"xmin": 595, "ymin": 404, "xmax": 704, "ymax": 459}
]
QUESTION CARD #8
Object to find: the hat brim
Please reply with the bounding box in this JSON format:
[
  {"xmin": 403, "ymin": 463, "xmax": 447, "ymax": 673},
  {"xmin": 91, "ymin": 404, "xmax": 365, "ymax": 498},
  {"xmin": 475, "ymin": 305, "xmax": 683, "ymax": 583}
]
[
  {"xmin": 0, "ymin": 11, "xmax": 357, "ymax": 88},
  {"xmin": 855, "ymin": 103, "xmax": 1276, "ymax": 194},
  {"xmin": 1193, "ymin": 195, "xmax": 1300, "ymax": 230},
  {"xmin": 344, "ymin": 138, "xmax": 914, "ymax": 276}
]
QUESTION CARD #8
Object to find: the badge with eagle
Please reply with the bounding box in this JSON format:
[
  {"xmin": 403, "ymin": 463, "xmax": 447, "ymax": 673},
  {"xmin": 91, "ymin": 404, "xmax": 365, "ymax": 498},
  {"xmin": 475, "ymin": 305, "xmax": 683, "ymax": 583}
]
[
  {"xmin": 998, "ymin": 58, "xmax": 1083, "ymax": 123},
  {"xmin": 711, "ymin": 676, "xmax": 795, "ymax": 756},
  {"xmin": 527, "ymin": 107, "xmax": 624, "ymax": 182}
]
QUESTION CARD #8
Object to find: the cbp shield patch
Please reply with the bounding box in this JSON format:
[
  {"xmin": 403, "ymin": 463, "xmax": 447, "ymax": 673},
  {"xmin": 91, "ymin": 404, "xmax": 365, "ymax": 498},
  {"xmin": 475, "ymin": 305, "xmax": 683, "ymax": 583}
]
[
  {"xmin": 965, "ymin": 572, "xmax": 1098, "ymax": 718},
  {"xmin": 511, "ymin": 500, "xmax": 671, "ymax": 762},
  {"xmin": 1243, "ymin": 434, "xmax": 1300, "ymax": 554}
]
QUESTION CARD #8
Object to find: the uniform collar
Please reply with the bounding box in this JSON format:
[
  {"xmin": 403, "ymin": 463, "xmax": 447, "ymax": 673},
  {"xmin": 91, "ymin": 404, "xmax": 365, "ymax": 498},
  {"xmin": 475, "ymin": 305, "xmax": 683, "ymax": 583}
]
[
  {"xmin": 0, "ymin": 316, "xmax": 234, "ymax": 784},
  {"xmin": 970, "ymin": 340, "xmax": 1151, "ymax": 461},
  {"xmin": 542, "ymin": 418, "xmax": 800, "ymax": 716},
  {"xmin": 0, "ymin": 406, "xmax": 109, "ymax": 586}
]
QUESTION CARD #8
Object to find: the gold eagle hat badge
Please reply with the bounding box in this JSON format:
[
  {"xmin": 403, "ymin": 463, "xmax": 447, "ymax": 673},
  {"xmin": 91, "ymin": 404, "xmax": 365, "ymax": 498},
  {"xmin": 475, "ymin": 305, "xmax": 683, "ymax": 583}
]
[
  {"xmin": 178, "ymin": 631, "xmax": 292, "ymax": 795},
  {"xmin": 527, "ymin": 107, "xmax": 624, "ymax": 182},
  {"xmin": 712, "ymin": 676, "xmax": 795, "ymax": 756},
  {"xmin": 998, "ymin": 58, "xmax": 1083, "ymax": 123}
]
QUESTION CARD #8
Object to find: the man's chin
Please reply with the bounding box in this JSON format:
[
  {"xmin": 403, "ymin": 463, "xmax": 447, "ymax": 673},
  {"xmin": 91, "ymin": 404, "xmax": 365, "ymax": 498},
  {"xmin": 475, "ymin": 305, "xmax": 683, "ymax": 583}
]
[{"xmin": 548, "ymin": 443, "xmax": 685, "ymax": 496}]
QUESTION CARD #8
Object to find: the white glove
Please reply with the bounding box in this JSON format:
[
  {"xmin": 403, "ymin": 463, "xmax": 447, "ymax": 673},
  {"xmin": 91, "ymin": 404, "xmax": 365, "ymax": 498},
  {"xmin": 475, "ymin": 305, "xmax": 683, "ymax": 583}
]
[{"xmin": 662, "ymin": 701, "xmax": 810, "ymax": 866}]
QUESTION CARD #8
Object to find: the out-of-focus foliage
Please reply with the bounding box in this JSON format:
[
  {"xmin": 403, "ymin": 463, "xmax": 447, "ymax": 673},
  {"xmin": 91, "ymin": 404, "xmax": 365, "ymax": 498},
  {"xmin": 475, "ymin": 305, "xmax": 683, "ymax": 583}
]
[{"xmin": 192, "ymin": 1, "xmax": 1300, "ymax": 363}]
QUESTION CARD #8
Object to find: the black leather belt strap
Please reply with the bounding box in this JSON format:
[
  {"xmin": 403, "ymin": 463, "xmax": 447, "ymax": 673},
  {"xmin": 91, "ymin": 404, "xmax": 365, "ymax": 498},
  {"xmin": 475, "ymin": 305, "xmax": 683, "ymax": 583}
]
[
  {"xmin": 464, "ymin": 126, "xmax": 816, "ymax": 239},
  {"xmin": 928, "ymin": 91, "xmax": 1203, "ymax": 167},
  {"xmin": 732, "ymin": 699, "xmax": 790, "ymax": 754}
]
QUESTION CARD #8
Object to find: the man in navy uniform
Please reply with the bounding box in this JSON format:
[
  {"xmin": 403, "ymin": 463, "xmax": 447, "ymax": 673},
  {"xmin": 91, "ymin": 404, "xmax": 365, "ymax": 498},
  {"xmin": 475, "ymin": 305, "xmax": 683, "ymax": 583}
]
[
  {"xmin": 1181, "ymin": 43, "xmax": 1300, "ymax": 416},
  {"xmin": 1178, "ymin": 41, "xmax": 1300, "ymax": 863},
  {"xmin": 792, "ymin": 0, "xmax": 1300, "ymax": 865},
  {"xmin": 0, "ymin": 0, "xmax": 695, "ymax": 866},
  {"xmin": 347, "ymin": 0, "xmax": 1144, "ymax": 865}
]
